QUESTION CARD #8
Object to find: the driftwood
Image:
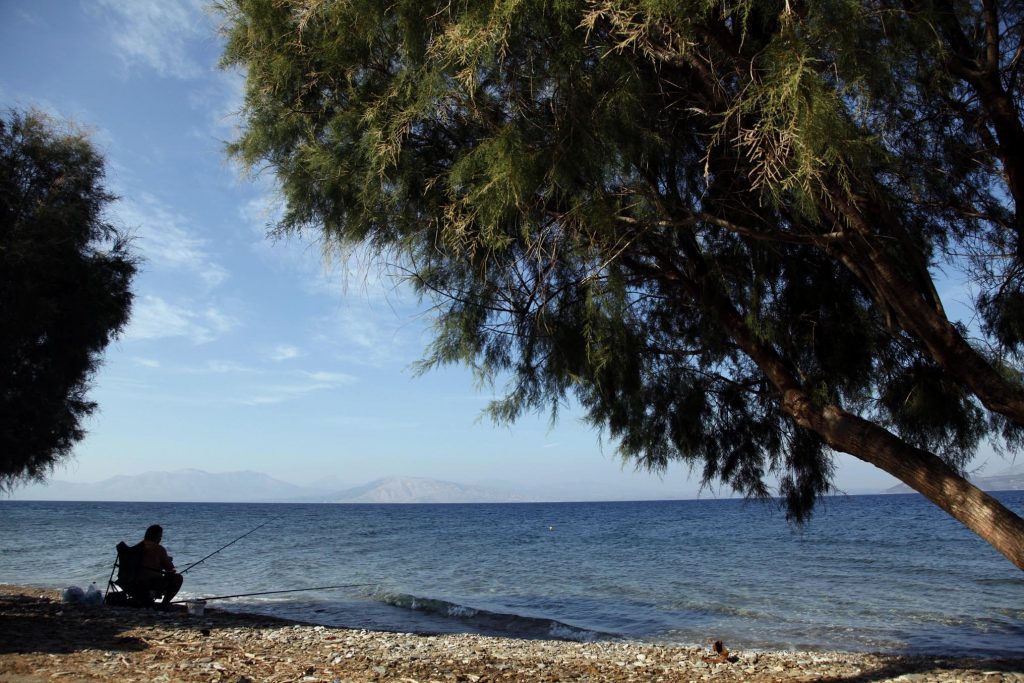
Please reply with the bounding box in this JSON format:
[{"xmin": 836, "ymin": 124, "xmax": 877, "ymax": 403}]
[{"xmin": 703, "ymin": 639, "xmax": 739, "ymax": 664}]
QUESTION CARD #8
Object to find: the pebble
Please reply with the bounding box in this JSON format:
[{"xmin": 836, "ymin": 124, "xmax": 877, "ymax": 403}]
[{"xmin": 2, "ymin": 585, "xmax": 1023, "ymax": 683}]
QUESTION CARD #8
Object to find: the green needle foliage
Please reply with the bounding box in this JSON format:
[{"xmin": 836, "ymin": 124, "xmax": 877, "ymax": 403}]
[
  {"xmin": 0, "ymin": 110, "xmax": 137, "ymax": 490},
  {"xmin": 220, "ymin": 0, "xmax": 1024, "ymax": 566}
]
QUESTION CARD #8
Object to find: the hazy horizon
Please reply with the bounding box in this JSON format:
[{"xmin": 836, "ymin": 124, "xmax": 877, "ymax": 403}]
[{"xmin": 5, "ymin": 466, "xmax": 908, "ymax": 503}]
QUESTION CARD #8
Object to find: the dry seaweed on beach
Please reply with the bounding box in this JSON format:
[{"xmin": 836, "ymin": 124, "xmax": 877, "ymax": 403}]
[{"xmin": 1, "ymin": 586, "xmax": 1022, "ymax": 682}]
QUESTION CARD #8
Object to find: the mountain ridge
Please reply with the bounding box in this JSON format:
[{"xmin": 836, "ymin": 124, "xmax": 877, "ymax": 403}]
[
  {"xmin": 883, "ymin": 462, "xmax": 1024, "ymax": 494},
  {"xmin": 5, "ymin": 469, "xmax": 525, "ymax": 504},
  {"xmin": 328, "ymin": 476, "xmax": 524, "ymax": 503},
  {"xmin": 15, "ymin": 463, "xmax": 1020, "ymax": 503}
]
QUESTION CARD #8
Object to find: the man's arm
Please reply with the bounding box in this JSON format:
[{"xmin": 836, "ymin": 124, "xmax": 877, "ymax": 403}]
[{"xmin": 159, "ymin": 545, "xmax": 176, "ymax": 573}]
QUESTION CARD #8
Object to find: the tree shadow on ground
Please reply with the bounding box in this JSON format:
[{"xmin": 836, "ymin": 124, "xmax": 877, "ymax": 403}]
[
  {"xmin": 819, "ymin": 656, "xmax": 1024, "ymax": 682},
  {"xmin": 0, "ymin": 590, "xmax": 302, "ymax": 656},
  {"xmin": 0, "ymin": 592, "xmax": 148, "ymax": 655}
]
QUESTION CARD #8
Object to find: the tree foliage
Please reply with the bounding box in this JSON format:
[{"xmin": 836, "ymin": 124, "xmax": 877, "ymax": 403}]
[
  {"xmin": 0, "ymin": 110, "xmax": 137, "ymax": 490},
  {"xmin": 220, "ymin": 0, "xmax": 1024, "ymax": 567}
]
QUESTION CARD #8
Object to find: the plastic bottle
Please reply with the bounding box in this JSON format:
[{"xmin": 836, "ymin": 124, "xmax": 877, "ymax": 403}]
[{"xmin": 83, "ymin": 582, "xmax": 103, "ymax": 605}]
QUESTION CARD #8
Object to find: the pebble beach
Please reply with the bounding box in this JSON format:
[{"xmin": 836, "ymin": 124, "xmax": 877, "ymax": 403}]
[{"xmin": 1, "ymin": 585, "xmax": 1022, "ymax": 682}]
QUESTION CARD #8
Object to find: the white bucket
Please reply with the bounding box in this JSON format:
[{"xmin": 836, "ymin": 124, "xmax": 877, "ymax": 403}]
[{"xmin": 186, "ymin": 600, "xmax": 206, "ymax": 616}]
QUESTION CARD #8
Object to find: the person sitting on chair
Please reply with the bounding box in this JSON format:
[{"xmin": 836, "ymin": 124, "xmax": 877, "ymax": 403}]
[{"xmin": 138, "ymin": 524, "xmax": 183, "ymax": 610}]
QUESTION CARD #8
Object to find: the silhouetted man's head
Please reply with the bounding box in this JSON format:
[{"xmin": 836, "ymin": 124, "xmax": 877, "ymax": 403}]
[{"xmin": 145, "ymin": 524, "xmax": 163, "ymax": 542}]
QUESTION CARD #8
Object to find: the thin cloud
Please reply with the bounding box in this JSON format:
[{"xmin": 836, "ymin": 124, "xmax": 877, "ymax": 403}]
[
  {"xmin": 199, "ymin": 307, "xmax": 237, "ymax": 339},
  {"xmin": 168, "ymin": 360, "xmax": 260, "ymax": 375},
  {"xmin": 125, "ymin": 295, "xmax": 237, "ymax": 344},
  {"xmin": 241, "ymin": 383, "xmax": 334, "ymax": 406},
  {"xmin": 322, "ymin": 414, "xmax": 419, "ymax": 431},
  {"xmin": 313, "ymin": 303, "xmax": 424, "ymax": 368},
  {"xmin": 240, "ymin": 370, "xmax": 356, "ymax": 406},
  {"xmin": 329, "ymin": 309, "xmax": 382, "ymax": 350},
  {"xmin": 243, "ymin": 194, "xmax": 348, "ymax": 299},
  {"xmin": 189, "ymin": 68, "xmax": 246, "ymax": 139},
  {"xmin": 115, "ymin": 193, "xmax": 229, "ymax": 288},
  {"xmin": 270, "ymin": 345, "xmax": 301, "ymax": 361},
  {"xmin": 240, "ymin": 191, "xmax": 285, "ymax": 237},
  {"xmin": 93, "ymin": 0, "xmax": 210, "ymax": 80},
  {"xmin": 204, "ymin": 360, "xmax": 255, "ymax": 374},
  {"xmin": 303, "ymin": 371, "xmax": 356, "ymax": 384},
  {"xmin": 12, "ymin": 8, "xmax": 42, "ymax": 26},
  {"xmin": 242, "ymin": 190, "xmax": 419, "ymax": 304}
]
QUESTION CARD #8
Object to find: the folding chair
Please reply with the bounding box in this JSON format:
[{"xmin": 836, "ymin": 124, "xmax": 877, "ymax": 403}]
[{"xmin": 104, "ymin": 541, "xmax": 164, "ymax": 607}]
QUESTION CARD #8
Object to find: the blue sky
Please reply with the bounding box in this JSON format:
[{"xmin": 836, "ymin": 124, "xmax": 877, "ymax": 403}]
[{"xmin": 1, "ymin": 0, "xmax": 968, "ymax": 498}]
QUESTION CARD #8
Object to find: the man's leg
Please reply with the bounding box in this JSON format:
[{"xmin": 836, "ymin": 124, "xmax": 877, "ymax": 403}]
[
  {"xmin": 126, "ymin": 579, "xmax": 155, "ymax": 607},
  {"xmin": 159, "ymin": 573, "xmax": 183, "ymax": 607}
]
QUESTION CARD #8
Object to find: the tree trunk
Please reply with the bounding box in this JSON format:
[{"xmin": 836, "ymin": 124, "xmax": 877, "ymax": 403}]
[
  {"xmin": 675, "ymin": 250, "xmax": 1024, "ymax": 570},
  {"xmin": 803, "ymin": 403, "xmax": 1024, "ymax": 571},
  {"xmin": 826, "ymin": 193, "xmax": 1024, "ymax": 427}
]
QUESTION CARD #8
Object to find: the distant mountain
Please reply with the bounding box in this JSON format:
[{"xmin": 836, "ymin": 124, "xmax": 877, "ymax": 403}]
[
  {"xmin": 329, "ymin": 476, "xmax": 524, "ymax": 503},
  {"xmin": 5, "ymin": 469, "xmax": 696, "ymax": 504},
  {"xmin": 884, "ymin": 462, "xmax": 1024, "ymax": 494},
  {"xmin": 6, "ymin": 470, "xmax": 526, "ymax": 504},
  {"xmin": 7, "ymin": 468, "xmax": 328, "ymax": 503}
]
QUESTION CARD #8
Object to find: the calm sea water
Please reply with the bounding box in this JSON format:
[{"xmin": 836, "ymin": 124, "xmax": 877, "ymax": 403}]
[{"xmin": 1, "ymin": 494, "xmax": 1022, "ymax": 656}]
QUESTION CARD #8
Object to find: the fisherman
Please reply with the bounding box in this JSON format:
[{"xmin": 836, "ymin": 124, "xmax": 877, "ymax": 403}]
[{"xmin": 138, "ymin": 524, "xmax": 183, "ymax": 610}]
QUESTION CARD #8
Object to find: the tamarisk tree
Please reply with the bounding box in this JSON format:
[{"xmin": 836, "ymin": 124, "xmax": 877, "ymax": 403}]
[
  {"xmin": 0, "ymin": 110, "xmax": 136, "ymax": 490},
  {"xmin": 220, "ymin": 0, "xmax": 1024, "ymax": 567}
]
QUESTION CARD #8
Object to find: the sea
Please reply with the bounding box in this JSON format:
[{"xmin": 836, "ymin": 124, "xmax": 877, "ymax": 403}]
[{"xmin": 1, "ymin": 493, "xmax": 1022, "ymax": 657}]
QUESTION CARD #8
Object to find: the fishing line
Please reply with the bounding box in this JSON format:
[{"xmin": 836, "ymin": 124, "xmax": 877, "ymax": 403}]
[
  {"xmin": 172, "ymin": 583, "xmax": 377, "ymax": 603},
  {"xmin": 179, "ymin": 517, "xmax": 279, "ymax": 575}
]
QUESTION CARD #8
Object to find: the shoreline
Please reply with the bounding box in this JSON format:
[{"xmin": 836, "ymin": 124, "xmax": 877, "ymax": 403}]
[{"xmin": 1, "ymin": 585, "xmax": 1022, "ymax": 681}]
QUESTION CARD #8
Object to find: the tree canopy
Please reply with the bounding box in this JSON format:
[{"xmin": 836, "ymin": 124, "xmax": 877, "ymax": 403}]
[
  {"xmin": 0, "ymin": 110, "xmax": 137, "ymax": 490},
  {"xmin": 219, "ymin": 0, "xmax": 1024, "ymax": 567}
]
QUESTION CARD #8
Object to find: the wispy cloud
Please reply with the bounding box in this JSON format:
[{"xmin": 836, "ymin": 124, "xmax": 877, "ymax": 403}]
[
  {"xmin": 13, "ymin": 8, "xmax": 41, "ymax": 26},
  {"xmin": 115, "ymin": 193, "xmax": 229, "ymax": 288},
  {"xmin": 109, "ymin": 362, "xmax": 356, "ymax": 407},
  {"xmin": 239, "ymin": 191, "xmax": 284, "ymax": 237},
  {"xmin": 125, "ymin": 295, "xmax": 237, "ymax": 344},
  {"xmin": 189, "ymin": 68, "xmax": 246, "ymax": 139},
  {"xmin": 241, "ymin": 383, "xmax": 336, "ymax": 406},
  {"xmin": 270, "ymin": 345, "xmax": 301, "ymax": 361},
  {"xmin": 203, "ymin": 360, "xmax": 255, "ymax": 374},
  {"xmin": 132, "ymin": 357, "xmax": 161, "ymax": 368},
  {"xmin": 93, "ymin": 0, "xmax": 211, "ymax": 80},
  {"xmin": 241, "ymin": 190, "xmax": 418, "ymax": 304},
  {"xmin": 166, "ymin": 359, "xmax": 259, "ymax": 375},
  {"xmin": 321, "ymin": 414, "xmax": 419, "ymax": 431},
  {"xmin": 314, "ymin": 304, "xmax": 425, "ymax": 368},
  {"xmin": 303, "ymin": 371, "xmax": 356, "ymax": 384},
  {"xmin": 326, "ymin": 308, "xmax": 385, "ymax": 351},
  {"xmin": 241, "ymin": 194, "xmax": 347, "ymax": 298},
  {"xmin": 238, "ymin": 369, "xmax": 356, "ymax": 406}
]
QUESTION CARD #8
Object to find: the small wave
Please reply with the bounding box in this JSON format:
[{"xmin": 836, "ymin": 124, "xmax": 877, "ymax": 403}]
[
  {"xmin": 975, "ymin": 577, "xmax": 1024, "ymax": 588},
  {"xmin": 376, "ymin": 591, "xmax": 609, "ymax": 643},
  {"xmin": 679, "ymin": 601, "xmax": 768, "ymax": 620}
]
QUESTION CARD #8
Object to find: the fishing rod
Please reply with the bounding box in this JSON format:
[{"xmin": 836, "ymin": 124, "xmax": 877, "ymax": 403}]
[
  {"xmin": 171, "ymin": 583, "xmax": 377, "ymax": 603},
  {"xmin": 179, "ymin": 517, "xmax": 278, "ymax": 575}
]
